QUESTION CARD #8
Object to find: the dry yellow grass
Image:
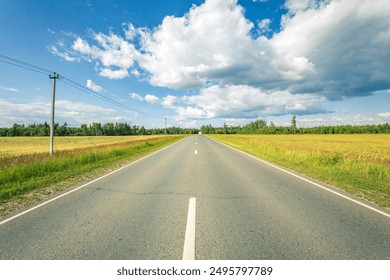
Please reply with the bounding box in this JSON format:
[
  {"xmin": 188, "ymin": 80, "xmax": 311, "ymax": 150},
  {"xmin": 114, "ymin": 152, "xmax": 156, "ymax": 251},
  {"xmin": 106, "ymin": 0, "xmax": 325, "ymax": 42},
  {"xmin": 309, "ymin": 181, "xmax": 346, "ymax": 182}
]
[
  {"xmin": 0, "ymin": 135, "xmax": 186, "ymax": 215},
  {"xmin": 210, "ymin": 134, "xmax": 390, "ymax": 208},
  {"xmin": 0, "ymin": 136, "xmax": 156, "ymax": 156},
  {"xmin": 217, "ymin": 134, "xmax": 390, "ymax": 165}
]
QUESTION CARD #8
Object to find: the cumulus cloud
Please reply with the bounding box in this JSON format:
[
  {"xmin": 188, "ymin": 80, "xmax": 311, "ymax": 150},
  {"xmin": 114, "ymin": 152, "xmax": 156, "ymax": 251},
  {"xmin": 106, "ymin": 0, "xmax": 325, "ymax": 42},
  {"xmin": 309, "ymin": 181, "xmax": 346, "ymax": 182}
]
[
  {"xmin": 284, "ymin": 0, "xmax": 322, "ymax": 13},
  {"xmin": 258, "ymin": 18, "xmax": 272, "ymax": 34},
  {"xmin": 144, "ymin": 94, "xmax": 161, "ymax": 104},
  {"xmin": 50, "ymin": 0, "xmax": 390, "ymax": 121},
  {"xmin": 99, "ymin": 68, "xmax": 129, "ymax": 79},
  {"xmin": 0, "ymin": 99, "xmax": 50, "ymax": 126},
  {"xmin": 130, "ymin": 92, "xmax": 144, "ymax": 101},
  {"xmin": 135, "ymin": 0, "xmax": 316, "ymax": 90},
  {"xmin": 274, "ymin": 0, "xmax": 390, "ymax": 99},
  {"xmin": 378, "ymin": 112, "xmax": 390, "ymax": 119},
  {"xmin": 71, "ymin": 32, "xmax": 136, "ymax": 79},
  {"xmin": 56, "ymin": 100, "xmax": 115, "ymax": 114},
  {"xmin": 56, "ymin": 100, "xmax": 128, "ymax": 124},
  {"xmin": 0, "ymin": 98, "xmax": 122, "ymax": 127},
  {"xmin": 161, "ymin": 95, "xmax": 180, "ymax": 107},
  {"xmin": 86, "ymin": 79, "xmax": 103, "ymax": 92},
  {"xmin": 51, "ymin": 0, "xmax": 314, "ymax": 90},
  {"xmin": 171, "ymin": 85, "xmax": 327, "ymax": 120}
]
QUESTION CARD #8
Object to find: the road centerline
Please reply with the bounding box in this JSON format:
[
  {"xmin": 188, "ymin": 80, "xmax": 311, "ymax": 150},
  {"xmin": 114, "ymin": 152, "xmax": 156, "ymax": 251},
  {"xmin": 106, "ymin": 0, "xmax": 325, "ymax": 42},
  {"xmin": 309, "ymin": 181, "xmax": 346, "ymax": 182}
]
[{"xmin": 183, "ymin": 197, "xmax": 196, "ymax": 260}]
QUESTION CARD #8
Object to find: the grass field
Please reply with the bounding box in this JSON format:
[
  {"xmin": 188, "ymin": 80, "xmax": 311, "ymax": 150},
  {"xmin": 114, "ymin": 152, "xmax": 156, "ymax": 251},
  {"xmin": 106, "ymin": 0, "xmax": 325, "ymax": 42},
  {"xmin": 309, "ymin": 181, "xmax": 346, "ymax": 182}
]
[
  {"xmin": 0, "ymin": 135, "xmax": 186, "ymax": 212},
  {"xmin": 0, "ymin": 136, "xmax": 160, "ymax": 156},
  {"xmin": 209, "ymin": 134, "xmax": 390, "ymax": 208}
]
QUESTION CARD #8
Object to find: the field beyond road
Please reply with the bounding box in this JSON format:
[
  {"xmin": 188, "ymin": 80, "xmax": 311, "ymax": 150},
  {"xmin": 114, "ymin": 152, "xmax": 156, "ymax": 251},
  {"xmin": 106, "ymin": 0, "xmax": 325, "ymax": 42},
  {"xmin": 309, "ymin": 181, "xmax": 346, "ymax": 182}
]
[
  {"xmin": 0, "ymin": 136, "xmax": 167, "ymax": 156},
  {"xmin": 209, "ymin": 134, "xmax": 390, "ymax": 208},
  {"xmin": 0, "ymin": 135, "xmax": 186, "ymax": 216}
]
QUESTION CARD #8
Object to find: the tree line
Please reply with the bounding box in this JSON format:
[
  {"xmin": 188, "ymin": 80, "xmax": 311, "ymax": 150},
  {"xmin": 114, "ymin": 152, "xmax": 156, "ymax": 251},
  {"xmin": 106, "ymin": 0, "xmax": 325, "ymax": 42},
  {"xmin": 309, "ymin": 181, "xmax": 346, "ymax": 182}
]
[
  {"xmin": 0, "ymin": 122, "xmax": 199, "ymax": 136},
  {"xmin": 201, "ymin": 118, "xmax": 390, "ymax": 134},
  {"xmin": 1, "ymin": 118, "xmax": 389, "ymax": 137}
]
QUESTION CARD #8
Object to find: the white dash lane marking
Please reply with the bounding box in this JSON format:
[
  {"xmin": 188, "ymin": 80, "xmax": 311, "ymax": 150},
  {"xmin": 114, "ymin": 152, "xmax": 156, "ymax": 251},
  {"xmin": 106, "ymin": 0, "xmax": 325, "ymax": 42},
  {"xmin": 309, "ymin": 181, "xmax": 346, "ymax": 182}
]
[
  {"xmin": 183, "ymin": 197, "xmax": 196, "ymax": 260},
  {"xmin": 194, "ymin": 149, "xmax": 198, "ymax": 155}
]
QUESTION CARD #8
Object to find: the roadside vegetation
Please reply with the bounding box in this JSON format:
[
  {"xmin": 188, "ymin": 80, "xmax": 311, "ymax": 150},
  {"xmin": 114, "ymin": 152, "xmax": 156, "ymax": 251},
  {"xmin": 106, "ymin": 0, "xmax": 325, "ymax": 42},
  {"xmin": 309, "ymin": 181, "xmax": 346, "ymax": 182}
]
[
  {"xmin": 201, "ymin": 118, "xmax": 390, "ymax": 134},
  {"xmin": 0, "ymin": 135, "xmax": 186, "ymax": 213},
  {"xmin": 0, "ymin": 122, "xmax": 199, "ymax": 136},
  {"xmin": 209, "ymin": 134, "xmax": 390, "ymax": 208}
]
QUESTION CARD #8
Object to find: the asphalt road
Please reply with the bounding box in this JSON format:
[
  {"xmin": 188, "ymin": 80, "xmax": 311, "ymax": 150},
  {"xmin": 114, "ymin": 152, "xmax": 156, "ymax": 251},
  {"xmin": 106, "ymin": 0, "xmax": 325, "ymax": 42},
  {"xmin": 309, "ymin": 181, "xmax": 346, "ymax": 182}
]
[{"xmin": 0, "ymin": 135, "xmax": 389, "ymax": 259}]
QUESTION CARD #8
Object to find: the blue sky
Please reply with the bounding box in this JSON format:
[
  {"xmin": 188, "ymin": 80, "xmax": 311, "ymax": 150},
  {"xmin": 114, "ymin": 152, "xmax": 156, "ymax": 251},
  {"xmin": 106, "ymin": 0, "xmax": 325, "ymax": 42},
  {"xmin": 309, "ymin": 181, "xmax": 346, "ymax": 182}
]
[{"xmin": 0, "ymin": 0, "xmax": 389, "ymax": 129}]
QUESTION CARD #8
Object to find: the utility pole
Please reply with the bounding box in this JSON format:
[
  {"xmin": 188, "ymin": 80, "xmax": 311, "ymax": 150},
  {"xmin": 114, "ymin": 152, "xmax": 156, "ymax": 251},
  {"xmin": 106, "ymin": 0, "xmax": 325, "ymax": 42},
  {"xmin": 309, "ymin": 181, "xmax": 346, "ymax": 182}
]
[
  {"xmin": 49, "ymin": 72, "xmax": 59, "ymax": 156},
  {"xmin": 164, "ymin": 117, "xmax": 167, "ymax": 134}
]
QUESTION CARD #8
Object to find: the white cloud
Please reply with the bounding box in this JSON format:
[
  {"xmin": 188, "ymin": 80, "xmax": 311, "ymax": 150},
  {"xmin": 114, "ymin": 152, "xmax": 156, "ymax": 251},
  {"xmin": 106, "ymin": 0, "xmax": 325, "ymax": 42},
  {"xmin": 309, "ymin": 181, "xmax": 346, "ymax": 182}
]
[
  {"xmin": 71, "ymin": 32, "xmax": 137, "ymax": 79},
  {"xmin": 99, "ymin": 68, "xmax": 129, "ymax": 79},
  {"xmin": 129, "ymin": 92, "xmax": 144, "ymax": 101},
  {"xmin": 378, "ymin": 112, "xmax": 390, "ymax": 119},
  {"xmin": 55, "ymin": 100, "xmax": 115, "ymax": 114},
  {"xmin": 284, "ymin": 0, "xmax": 321, "ymax": 13},
  {"xmin": 55, "ymin": 102, "xmax": 130, "ymax": 124},
  {"xmin": 134, "ymin": 0, "xmax": 314, "ymax": 90},
  {"xmin": 0, "ymin": 98, "xmax": 123, "ymax": 127},
  {"xmin": 274, "ymin": 0, "xmax": 390, "ymax": 99},
  {"xmin": 50, "ymin": 0, "xmax": 390, "ymax": 123},
  {"xmin": 161, "ymin": 95, "xmax": 180, "ymax": 107},
  {"xmin": 47, "ymin": 28, "xmax": 56, "ymax": 34},
  {"xmin": 86, "ymin": 79, "xmax": 103, "ymax": 92},
  {"xmin": 169, "ymin": 84, "xmax": 327, "ymax": 120},
  {"xmin": 144, "ymin": 94, "xmax": 161, "ymax": 104},
  {"xmin": 54, "ymin": 0, "xmax": 313, "ymax": 90},
  {"xmin": 131, "ymin": 69, "xmax": 140, "ymax": 77},
  {"xmin": 0, "ymin": 99, "xmax": 50, "ymax": 126},
  {"xmin": 1, "ymin": 86, "xmax": 19, "ymax": 93},
  {"xmin": 52, "ymin": 0, "xmax": 390, "ymax": 98},
  {"xmin": 123, "ymin": 23, "xmax": 137, "ymax": 40},
  {"xmin": 137, "ymin": 93, "xmax": 180, "ymax": 107},
  {"xmin": 175, "ymin": 106, "xmax": 208, "ymax": 120},
  {"xmin": 258, "ymin": 18, "xmax": 272, "ymax": 34},
  {"xmin": 48, "ymin": 45, "xmax": 78, "ymax": 62}
]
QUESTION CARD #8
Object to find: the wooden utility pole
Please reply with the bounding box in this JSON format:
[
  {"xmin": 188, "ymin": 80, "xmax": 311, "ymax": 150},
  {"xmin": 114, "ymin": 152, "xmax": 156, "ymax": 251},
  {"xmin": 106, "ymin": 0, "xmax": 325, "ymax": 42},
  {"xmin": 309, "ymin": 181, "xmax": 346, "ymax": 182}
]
[{"xmin": 49, "ymin": 72, "xmax": 59, "ymax": 156}]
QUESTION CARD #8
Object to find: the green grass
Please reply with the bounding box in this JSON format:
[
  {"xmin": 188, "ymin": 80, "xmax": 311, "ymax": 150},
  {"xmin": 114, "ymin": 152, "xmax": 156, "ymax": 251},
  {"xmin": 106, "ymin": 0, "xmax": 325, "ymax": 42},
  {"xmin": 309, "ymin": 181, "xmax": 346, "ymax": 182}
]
[
  {"xmin": 0, "ymin": 135, "xmax": 186, "ymax": 203},
  {"xmin": 209, "ymin": 134, "xmax": 390, "ymax": 208}
]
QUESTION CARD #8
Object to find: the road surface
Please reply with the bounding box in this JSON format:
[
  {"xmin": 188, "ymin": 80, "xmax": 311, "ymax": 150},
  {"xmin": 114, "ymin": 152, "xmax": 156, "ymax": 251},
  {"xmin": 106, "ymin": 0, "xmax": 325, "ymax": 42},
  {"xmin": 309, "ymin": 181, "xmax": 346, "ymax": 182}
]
[{"xmin": 0, "ymin": 135, "xmax": 389, "ymax": 259}]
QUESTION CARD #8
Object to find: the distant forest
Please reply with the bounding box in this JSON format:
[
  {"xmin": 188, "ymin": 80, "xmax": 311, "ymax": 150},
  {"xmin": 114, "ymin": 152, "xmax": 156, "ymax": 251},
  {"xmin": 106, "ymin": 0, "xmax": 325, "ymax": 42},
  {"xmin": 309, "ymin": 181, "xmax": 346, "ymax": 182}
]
[
  {"xmin": 1, "ymin": 118, "xmax": 389, "ymax": 136},
  {"xmin": 200, "ymin": 120, "xmax": 390, "ymax": 135},
  {"xmin": 0, "ymin": 122, "xmax": 198, "ymax": 136}
]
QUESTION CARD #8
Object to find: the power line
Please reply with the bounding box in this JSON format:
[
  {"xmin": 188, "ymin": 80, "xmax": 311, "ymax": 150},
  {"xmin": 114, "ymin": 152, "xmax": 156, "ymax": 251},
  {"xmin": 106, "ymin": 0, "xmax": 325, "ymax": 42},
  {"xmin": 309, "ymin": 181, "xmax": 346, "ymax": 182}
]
[
  {"xmin": 0, "ymin": 53, "xmax": 53, "ymax": 75},
  {"xmin": 0, "ymin": 53, "xmax": 161, "ymax": 119},
  {"xmin": 0, "ymin": 58, "xmax": 51, "ymax": 76},
  {"xmin": 59, "ymin": 76, "xmax": 160, "ymax": 119}
]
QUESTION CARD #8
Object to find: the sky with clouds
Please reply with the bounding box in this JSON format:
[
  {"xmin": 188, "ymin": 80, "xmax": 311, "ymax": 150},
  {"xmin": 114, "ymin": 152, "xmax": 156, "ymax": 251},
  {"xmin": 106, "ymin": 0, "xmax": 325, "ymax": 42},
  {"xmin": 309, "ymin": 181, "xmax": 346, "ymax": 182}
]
[{"xmin": 0, "ymin": 0, "xmax": 389, "ymax": 128}]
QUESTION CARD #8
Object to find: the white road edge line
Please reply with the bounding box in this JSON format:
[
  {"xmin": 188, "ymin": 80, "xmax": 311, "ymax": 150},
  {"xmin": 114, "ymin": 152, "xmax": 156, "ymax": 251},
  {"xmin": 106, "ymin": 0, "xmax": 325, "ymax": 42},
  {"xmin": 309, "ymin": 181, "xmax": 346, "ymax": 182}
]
[
  {"xmin": 210, "ymin": 137, "xmax": 390, "ymax": 219},
  {"xmin": 0, "ymin": 138, "xmax": 187, "ymax": 226},
  {"xmin": 183, "ymin": 197, "xmax": 196, "ymax": 260}
]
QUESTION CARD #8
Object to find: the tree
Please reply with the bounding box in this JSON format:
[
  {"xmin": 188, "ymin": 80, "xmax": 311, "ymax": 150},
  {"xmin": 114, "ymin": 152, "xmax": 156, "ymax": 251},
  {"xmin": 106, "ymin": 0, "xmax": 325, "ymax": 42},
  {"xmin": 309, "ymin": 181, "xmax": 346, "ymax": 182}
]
[
  {"xmin": 291, "ymin": 115, "xmax": 297, "ymax": 130},
  {"xmin": 90, "ymin": 122, "xmax": 103, "ymax": 136}
]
